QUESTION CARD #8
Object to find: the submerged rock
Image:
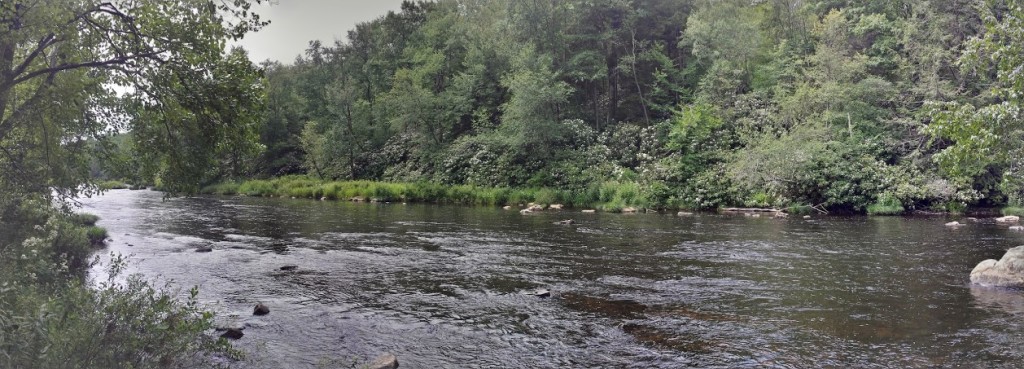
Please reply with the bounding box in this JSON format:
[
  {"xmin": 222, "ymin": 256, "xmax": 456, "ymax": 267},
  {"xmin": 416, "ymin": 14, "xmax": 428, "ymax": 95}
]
[
  {"xmin": 253, "ymin": 303, "xmax": 270, "ymax": 316},
  {"xmin": 533, "ymin": 289, "xmax": 551, "ymax": 298},
  {"xmin": 220, "ymin": 328, "xmax": 244, "ymax": 340},
  {"xmin": 195, "ymin": 246, "xmax": 213, "ymax": 253},
  {"xmin": 677, "ymin": 212, "xmax": 694, "ymax": 216},
  {"xmin": 1011, "ymin": 226, "xmax": 1024, "ymax": 232},
  {"xmin": 554, "ymin": 219, "xmax": 575, "ymax": 225},
  {"xmin": 280, "ymin": 265, "xmax": 298, "ymax": 271},
  {"xmin": 581, "ymin": 209, "xmax": 596, "ymax": 213},
  {"xmin": 549, "ymin": 204, "xmax": 564, "ymax": 210},
  {"xmin": 945, "ymin": 221, "xmax": 965, "ymax": 228},
  {"xmin": 368, "ymin": 353, "xmax": 399, "ymax": 369},
  {"xmin": 971, "ymin": 246, "xmax": 1024, "ymax": 288}
]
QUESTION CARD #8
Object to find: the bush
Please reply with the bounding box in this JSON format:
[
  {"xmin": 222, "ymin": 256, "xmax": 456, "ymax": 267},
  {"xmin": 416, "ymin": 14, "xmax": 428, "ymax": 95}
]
[
  {"xmin": 86, "ymin": 226, "xmax": 108, "ymax": 246},
  {"xmin": 72, "ymin": 213, "xmax": 100, "ymax": 226},
  {"xmin": 867, "ymin": 193, "xmax": 905, "ymax": 216},
  {"xmin": 1, "ymin": 204, "xmax": 236, "ymax": 369},
  {"xmin": 98, "ymin": 180, "xmax": 129, "ymax": 190},
  {"xmin": 1004, "ymin": 206, "xmax": 1024, "ymax": 217}
]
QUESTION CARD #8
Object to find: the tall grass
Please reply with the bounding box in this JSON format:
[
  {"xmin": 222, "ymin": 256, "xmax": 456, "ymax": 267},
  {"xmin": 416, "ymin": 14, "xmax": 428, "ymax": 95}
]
[
  {"xmin": 867, "ymin": 194, "xmax": 905, "ymax": 216},
  {"xmin": 1003, "ymin": 206, "xmax": 1024, "ymax": 217},
  {"xmin": 199, "ymin": 176, "xmax": 657, "ymax": 211}
]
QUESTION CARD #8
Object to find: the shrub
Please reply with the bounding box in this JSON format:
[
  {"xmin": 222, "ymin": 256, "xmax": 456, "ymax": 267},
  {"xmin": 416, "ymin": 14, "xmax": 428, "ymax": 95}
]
[
  {"xmin": 72, "ymin": 213, "xmax": 100, "ymax": 226},
  {"xmin": 98, "ymin": 180, "xmax": 129, "ymax": 190},
  {"xmin": 786, "ymin": 204, "xmax": 814, "ymax": 215},
  {"xmin": 867, "ymin": 193, "xmax": 904, "ymax": 216},
  {"xmin": 86, "ymin": 226, "xmax": 108, "ymax": 246},
  {"xmin": 1003, "ymin": 206, "xmax": 1024, "ymax": 217},
  {"xmin": 1, "ymin": 206, "xmax": 237, "ymax": 369}
]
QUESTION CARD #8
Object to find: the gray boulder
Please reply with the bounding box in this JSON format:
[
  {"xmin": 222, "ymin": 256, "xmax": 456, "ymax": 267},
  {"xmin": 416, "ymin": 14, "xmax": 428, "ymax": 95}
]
[
  {"xmin": 368, "ymin": 353, "xmax": 399, "ymax": 369},
  {"xmin": 970, "ymin": 246, "xmax": 1024, "ymax": 288}
]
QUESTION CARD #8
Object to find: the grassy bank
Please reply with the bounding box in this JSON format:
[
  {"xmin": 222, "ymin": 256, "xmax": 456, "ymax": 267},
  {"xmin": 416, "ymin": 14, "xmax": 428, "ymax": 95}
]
[
  {"xmin": 1004, "ymin": 206, "xmax": 1024, "ymax": 217},
  {"xmin": 201, "ymin": 176, "xmax": 658, "ymax": 212}
]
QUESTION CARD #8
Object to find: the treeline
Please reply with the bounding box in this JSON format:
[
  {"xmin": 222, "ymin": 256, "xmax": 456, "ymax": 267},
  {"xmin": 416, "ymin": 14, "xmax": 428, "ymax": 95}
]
[{"xmin": 241, "ymin": 0, "xmax": 1015, "ymax": 213}]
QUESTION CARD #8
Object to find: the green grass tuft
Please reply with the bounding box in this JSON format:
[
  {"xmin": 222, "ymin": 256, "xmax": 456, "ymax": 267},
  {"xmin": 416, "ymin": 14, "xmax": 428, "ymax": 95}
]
[
  {"xmin": 867, "ymin": 194, "xmax": 904, "ymax": 216},
  {"xmin": 86, "ymin": 226, "xmax": 108, "ymax": 246},
  {"xmin": 1003, "ymin": 206, "xmax": 1024, "ymax": 217},
  {"xmin": 71, "ymin": 213, "xmax": 100, "ymax": 226}
]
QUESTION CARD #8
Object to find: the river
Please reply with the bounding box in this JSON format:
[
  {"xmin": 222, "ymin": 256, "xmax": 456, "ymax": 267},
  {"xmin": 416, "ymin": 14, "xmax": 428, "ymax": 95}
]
[{"xmin": 79, "ymin": 189, "xmax": 1024, "ymax": 368}]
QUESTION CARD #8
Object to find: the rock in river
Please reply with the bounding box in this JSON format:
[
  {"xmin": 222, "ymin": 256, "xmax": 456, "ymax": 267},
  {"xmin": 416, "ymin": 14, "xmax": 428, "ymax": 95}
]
[
  {"xmin": 554, "ymin": 219, "xmax": 575, "ymax": 225},
  {"xmin": 195, "ymin": 246, "xmax": 213, "ymax": 253},
  {"xmin": 971, "ymin": 246, "xmax": 1024, "ymax": 288},
  {"xmin": 253, "ymin": 303, "xmax": 270, "ymax": 316},
  {"xmin": 220, "ymin": 328, "xmax": 244, "ymax": 340},
  {"xmin": 280, "ymin": 265, "xmax": 298, "ymax": 271},
  {"xmin": 996, "ymin": 215, "xmax": 1020, "ymax": 223},
  {"xmin": 368, "ymin": 353, "xmax": 399, "ymax": 369}
]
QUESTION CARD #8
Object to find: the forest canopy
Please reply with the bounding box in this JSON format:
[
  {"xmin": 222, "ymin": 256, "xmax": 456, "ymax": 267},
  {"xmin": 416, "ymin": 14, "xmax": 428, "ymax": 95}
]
[{"xmin": 223, "ymin": 0, "xmax": 1020, "ymax": 214}]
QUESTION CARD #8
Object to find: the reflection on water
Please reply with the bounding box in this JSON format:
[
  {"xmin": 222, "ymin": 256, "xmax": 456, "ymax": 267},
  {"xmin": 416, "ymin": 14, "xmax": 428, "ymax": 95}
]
[{"xmin": 80, "ymin": 190, "xmax": 1024, "ymax": 368}]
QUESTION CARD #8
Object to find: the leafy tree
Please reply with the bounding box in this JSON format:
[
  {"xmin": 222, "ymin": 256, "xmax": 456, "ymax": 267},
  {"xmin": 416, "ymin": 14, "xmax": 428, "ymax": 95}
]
[{"xmin": 927, "ymin": 0, "xmax": 1024, "ymax": 204}]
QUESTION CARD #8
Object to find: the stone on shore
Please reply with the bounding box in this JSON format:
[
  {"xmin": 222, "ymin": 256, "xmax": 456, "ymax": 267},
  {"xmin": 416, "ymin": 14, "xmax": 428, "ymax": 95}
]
[
  {"xmin": 581, "ymin": 209, "xmax": 596, "ymax": 213},
  {"xmin": 622, "ymin": 207, "xmax": 638, "ymax": 214},
  {"xmin": 971, "ymin": 246, "xmax": 1024, "ymax": 288},
  {"xmin": 368, "ymin": 353, "xmax": 399, "ymax": 369}
]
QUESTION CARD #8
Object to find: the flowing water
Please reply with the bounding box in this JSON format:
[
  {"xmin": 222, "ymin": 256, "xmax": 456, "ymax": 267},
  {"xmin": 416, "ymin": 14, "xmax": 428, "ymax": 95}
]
[{"xmin": 80, "ymin": 190, "xmax": 1024, "ymax": 368}]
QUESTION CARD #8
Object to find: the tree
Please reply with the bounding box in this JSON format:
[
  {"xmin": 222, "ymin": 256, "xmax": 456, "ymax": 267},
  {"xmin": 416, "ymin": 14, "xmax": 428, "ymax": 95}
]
[
  {"xmin": 0, "ymin": 0, "xmax": 267, "ymax": 199},
  {"xmin": 927, "ymin": 1, "xmax": 1024, "ymax": 204}
]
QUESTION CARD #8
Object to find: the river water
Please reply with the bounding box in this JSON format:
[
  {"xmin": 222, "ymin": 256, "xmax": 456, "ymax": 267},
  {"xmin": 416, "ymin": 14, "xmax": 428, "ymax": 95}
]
[{"xmin": 80, "ymin": 189, "xmax": 1024, "ymax": 368}]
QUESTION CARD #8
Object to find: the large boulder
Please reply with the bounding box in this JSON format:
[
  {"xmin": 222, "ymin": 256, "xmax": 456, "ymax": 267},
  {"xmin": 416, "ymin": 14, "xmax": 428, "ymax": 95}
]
[
  {"xmin": 253, "ymin": 303, "xmax": 270, "ymax": 316},
  {"xmin": 970, "ymin": 246, "xmax": 1024, "ymax": 288}
]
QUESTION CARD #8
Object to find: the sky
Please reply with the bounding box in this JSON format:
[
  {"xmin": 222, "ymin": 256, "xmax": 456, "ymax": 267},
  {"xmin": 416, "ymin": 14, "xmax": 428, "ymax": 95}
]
[{"xmin": 235, "ymin": 0, "xmax": 407, "ymax": 64}]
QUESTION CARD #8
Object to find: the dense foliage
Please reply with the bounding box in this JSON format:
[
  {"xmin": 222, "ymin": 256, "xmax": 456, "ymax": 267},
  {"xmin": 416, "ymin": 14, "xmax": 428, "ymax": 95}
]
[
  {"xmin": 1, "ymin": 0, "xmax": 266, "ymax": 367},
  {"xmin": 241, "ymin": 0, "xmax": 1019, "ymax": 213}
]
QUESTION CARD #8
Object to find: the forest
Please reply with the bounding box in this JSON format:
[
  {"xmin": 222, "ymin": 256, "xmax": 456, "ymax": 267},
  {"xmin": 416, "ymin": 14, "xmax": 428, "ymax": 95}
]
[{"xmin": 182, "ymin": 0, "xmax": 1024, "ymax": 215}]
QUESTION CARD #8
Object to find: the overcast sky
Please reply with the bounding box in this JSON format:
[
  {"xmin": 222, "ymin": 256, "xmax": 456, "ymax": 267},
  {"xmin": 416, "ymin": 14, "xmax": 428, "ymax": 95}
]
[{"xmin": 235, "ymin": 0, "xmax": 407, "ymax": 64}]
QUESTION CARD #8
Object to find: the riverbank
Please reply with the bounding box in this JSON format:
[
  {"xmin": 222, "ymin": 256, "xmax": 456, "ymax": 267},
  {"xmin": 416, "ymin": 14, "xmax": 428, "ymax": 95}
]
[
  {"xmin": 197, "ymin": 176, "xmax": 1024, "ymax": 216},
  {"xmin": 200, "ymin": 176, "xmax": 660, "ymax": 213}
]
